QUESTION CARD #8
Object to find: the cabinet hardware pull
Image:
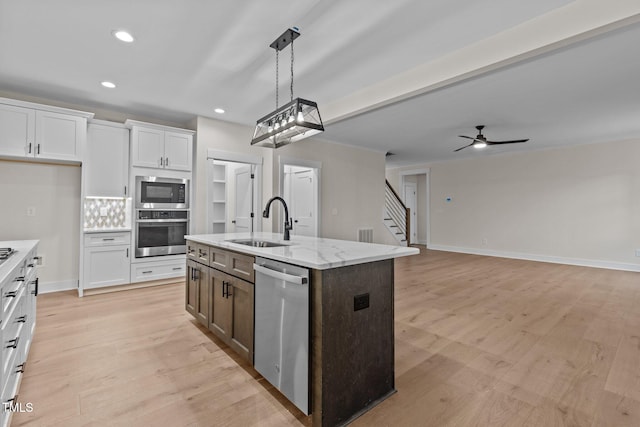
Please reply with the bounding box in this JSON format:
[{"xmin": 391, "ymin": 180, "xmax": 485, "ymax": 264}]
[
  {"xmin": 160, "ymin": 157, "xmax": 164, "ymax": 167},
  {"xmin": 17, "ymin": 316, "xmax": 27, "ymax": 323},
  {"xmin": 27, "ymin": 143, "xmax": 32, "ymax": 153},
  {"xmin": 166, "ymin": 157, "xmax": 169, "ymax": 166},
  {"xmin": 222, "ymin": 281, "xmax": 227, "ymax": 298},
  {"xmin": 4, "ymin": 291, "xmax": 18, "ymax": 298},
  {"xmin": 102, "ymin": 238, "xmax": 115, "ymax": 241},
  {"xmin": 13, "ymin": 276, "xmax": 25, "ymax": 283},
  {"xmin": 33, "ymin": 277, "xmax": 39, "ymax": 296},
  {"xmin": 16, "ymin": 364, "xmax": 25, "ymax": 374},
  {"xmin": 172, "ymin": 267, "xmax": 182, "ymax": 271},
  {"xmin": 37, "ymin": 143, "xmax": 40, "ymax": 155},
  {"xmin": 5, "ymin": 394, "xmax": 18, "ymax": 405},
  {"xmin": 126, "ymin": 248, "xmax": 129, "ymax": 258},
  {"xmin": 124, "ymin": 185, "xmax": 127, "ymax": 196},
  {"xmin": 227, "ymin": 283, "xmax": 233, "ymax": 298},
  {"xmin": 193, "ymin": 269, "xmax": 199, "ymax": 280},
  {"xmin": 28, "ymin": 263, "xmax": 34, "ymax": 268},
  {"xmin": 142, "ymin": 270, "xmax": 153, "ymax": 274},
  {"xmin": 6, "ymin": 337, "xmax": 19, "ymax": 349}
]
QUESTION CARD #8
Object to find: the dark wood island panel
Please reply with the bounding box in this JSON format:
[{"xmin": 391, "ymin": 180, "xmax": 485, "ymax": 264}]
[{"xmin": 311, "ymin": 259, "xmax": 395, "ymax": 426}]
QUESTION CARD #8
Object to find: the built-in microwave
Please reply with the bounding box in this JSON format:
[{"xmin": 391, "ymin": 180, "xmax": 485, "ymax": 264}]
[{"xmin": 135, "ymin": 176, "xmax": 189, "ymax": 209}]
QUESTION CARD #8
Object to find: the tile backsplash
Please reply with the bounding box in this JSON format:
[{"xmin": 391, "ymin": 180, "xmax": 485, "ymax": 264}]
[{"xmin": 84, "ymin": 198, "xmax": 131, "ymax": 229}]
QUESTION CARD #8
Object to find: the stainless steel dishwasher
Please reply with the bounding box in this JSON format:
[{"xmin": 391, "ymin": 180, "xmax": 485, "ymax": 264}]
[{"xmin": 253, "ymin": 257, "xmax": 310, "ymax": 414}]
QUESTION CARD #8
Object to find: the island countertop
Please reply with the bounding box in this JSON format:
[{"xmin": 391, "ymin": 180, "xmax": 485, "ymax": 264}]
[{"xmin": 185, "ymin": 232, "xmax": 419, "ymax": 270}]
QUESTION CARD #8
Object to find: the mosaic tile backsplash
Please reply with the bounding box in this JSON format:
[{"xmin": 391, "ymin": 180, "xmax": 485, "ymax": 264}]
[{"xmin": 84, "ymin": 198, "xmax": 131, "ymax": 229}]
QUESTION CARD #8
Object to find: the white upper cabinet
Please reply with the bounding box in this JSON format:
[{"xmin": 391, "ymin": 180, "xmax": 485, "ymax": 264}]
[
  {"xmin": 0, "ymin": 98, "xmax": 93, "ymax": 163},
  {"xmin": 0, "ymin": 104, "xmax": 35, "ymax": 156},
  {"xmin": 127, "ymin": 120, "xmax": 194, "ymax": 172},
  {"xmin": 35, "ymin": 110, "xmax": 86, "ymax": 161},
  {"xmin": 85, "ymin": 121, "xmax": 130, "ymax": 197}
]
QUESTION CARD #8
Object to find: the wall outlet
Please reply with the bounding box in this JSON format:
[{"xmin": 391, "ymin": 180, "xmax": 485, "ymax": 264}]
[
  {"xmin": 26, "ymin": 207, "xmax": 36, "ymax": 217},
  {"xmin": 635, "ymin": 249, "xmax": 640, "ymax": 257},
  {"xmin": 36, "ymin": 255, "xmax": 45, "ymax": 267}
]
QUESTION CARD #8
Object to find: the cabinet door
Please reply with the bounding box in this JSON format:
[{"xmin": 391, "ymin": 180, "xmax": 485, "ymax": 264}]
[
  {"xmin": 83, "ymin": 245, "xmax": 130, "ymax": 289},
  {"xmin": 0, "ymin": 104, "xmax": 35, "ymax": 157},
  {"xmin": 163, "ymin": 131, "xmax": 192, "ymax": 171},
  {"xmin": 131, "ymin": 126, "xmax": 164, "ymax": 168},
  {"xmin": 35, "ymin": 110, "xmax": 85, "ymax": 161},
  {"xmin": 185, "ymin": 260, "xmax": 198, "ymax": 317},
  {"xmin": 86, "ymin": 124, "xmax": 129, "ymax": 197},
  {"xmin": 228, "ymin": 277, "xmax": 254, "ymax": 363},
  {"xmin": 208, "ymin": 268, "xmax": 231, "ymax": 341},
  {"xmin": 195, "ymin": 266, "xmax": 209, "ymax": 326}
]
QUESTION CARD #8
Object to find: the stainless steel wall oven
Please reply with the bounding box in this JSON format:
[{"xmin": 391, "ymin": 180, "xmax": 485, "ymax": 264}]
[{"xmin": 135, "ymin": 210, "xmax": 189, "ymax": 258}]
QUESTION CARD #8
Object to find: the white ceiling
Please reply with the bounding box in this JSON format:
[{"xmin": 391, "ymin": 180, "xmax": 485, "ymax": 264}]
[{"xmin": 1, "ymin": 0, "xmax": 639, "ymax": 166}]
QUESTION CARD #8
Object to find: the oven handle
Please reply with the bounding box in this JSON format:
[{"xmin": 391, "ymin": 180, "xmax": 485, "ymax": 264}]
[{"xmin": 136, "ymin": 219, "xmax": 189, "ymax": 223}]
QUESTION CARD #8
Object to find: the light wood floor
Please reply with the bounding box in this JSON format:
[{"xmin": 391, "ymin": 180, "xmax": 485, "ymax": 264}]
[{"xmin": 13, "ymin": 249, "xmax": 640, "ymax": 426}]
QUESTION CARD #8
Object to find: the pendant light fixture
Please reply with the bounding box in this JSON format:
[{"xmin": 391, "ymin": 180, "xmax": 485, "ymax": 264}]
[{"xmin": 251, "ymin": 27, "xmax": 324, "ymax": 149}]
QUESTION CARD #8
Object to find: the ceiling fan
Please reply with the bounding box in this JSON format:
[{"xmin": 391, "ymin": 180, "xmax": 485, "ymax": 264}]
[{"xmin": 454, "ymin": 125, "xmax": 529, "ymax": 152}]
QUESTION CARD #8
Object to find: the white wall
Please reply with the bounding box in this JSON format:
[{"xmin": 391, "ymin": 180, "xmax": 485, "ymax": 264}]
[
  {"xmin": 275, "ymin": 139, "xmax": 395, "ymax": 244},
  {"xmin": 0, "ymin": 160, "xmax": 81, "ymax": 288},
  {"xmin": 388, "ymin": 138, "xmax": 640, "ymax": 270}
]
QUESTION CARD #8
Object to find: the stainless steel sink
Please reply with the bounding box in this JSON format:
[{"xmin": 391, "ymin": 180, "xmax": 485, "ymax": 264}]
[{"xmin": 227, "ymin": 239, "xmax": 289, "ymax": 248}]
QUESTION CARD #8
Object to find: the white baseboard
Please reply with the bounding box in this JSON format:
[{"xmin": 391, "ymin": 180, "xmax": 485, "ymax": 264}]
[
  {"xmin": 40, "ymin": 279, "xmax": 77, "ymax": 294},
  {"xmin": 428, "ymin": 244, "xmax": 640, "ymax": 272}
]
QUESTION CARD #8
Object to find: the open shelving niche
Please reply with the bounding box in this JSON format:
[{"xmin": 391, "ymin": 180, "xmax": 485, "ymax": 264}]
[{"xmin": 211, "ymin": 161, "xmax": 227, "ymax": 233}]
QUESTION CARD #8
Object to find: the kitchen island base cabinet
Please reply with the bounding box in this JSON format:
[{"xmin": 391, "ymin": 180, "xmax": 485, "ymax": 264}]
[
  {"xmin": 186, "ymin": 259, "xmax": 208, "ymax": 326},
  {"xmin": 311, "ymin": 259, "xmax": 395, "ymax": 427},
  {"xmin": 209, "ymin": 268, "xmax": 254, "ymax": 363}
]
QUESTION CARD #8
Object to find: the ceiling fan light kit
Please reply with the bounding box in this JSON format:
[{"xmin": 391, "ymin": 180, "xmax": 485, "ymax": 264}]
[
  {"xmin": 454, "ymin": 125, "xmax": 529, "ymax": 152},
  {"xmin": 251, "ymin": 27, "xmax": 324, "ymax": 149}
]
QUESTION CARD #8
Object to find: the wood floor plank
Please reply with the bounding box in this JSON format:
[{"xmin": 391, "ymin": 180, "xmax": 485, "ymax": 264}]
[{"xmin": 12, "ymin": 249, "xmax": 640, "ymax": 426}]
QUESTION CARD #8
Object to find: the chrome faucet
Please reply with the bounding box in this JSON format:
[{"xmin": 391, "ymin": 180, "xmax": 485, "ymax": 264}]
[{"xmin": 263, "ymin": 196, "xmax": 292, "ymax": 241}]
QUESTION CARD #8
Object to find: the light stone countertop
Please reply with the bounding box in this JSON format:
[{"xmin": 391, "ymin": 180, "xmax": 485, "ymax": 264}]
[
  {"xmin": 185, "ymin": 232, "xmax": 419, "ymax": 270},
  {"xmin": 0, "ymin": 240, "xmax": 39, "ymax": 284}
]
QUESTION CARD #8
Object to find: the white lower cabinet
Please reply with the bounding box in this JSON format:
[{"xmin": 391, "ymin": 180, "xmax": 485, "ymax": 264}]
[
  {"xmin": 131, "ymin": 258, "xmax": 185, "ymax": 283},
  {"xmin": 82, "ymin": 232, "xmax": 131, "ymax": 290},
  {"xmin": 0, "ymin": 241, "xmax": 38, "ymax": 427}
]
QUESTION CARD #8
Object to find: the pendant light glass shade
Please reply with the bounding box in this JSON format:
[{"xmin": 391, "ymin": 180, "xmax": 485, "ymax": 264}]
[
  {"xmin": 250, "ymin": 28, "xmax": 324, "ymax": 149},
  {"xmin": 251, "ymin": 98, "xmax": 324, "ymax": 148}
]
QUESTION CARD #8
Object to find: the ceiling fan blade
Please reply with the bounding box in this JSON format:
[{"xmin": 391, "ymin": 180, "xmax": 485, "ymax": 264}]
[
  {"xmin": 454, "ymin": 142, "xmax": 474, "ymax": 152},
  {"xmin": 486, "ymin": 139, "xmax": 529, "ymax": 145},
  {"xmin": 458, "ymin": 135, "xmax": 477, "ymax": 140}
]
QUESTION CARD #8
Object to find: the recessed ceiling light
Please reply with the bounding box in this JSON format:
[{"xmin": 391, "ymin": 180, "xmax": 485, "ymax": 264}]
[
  {"xmin": 214, "ymin": 108, "xmax": 225, "ymax": 114},
  {"xmin": 113, "ymin": 30, "xmax": 134, "ymax": 43},
  {"xmin": 101, "ymin": 81, "xmax": 116, "ymax": 89}
]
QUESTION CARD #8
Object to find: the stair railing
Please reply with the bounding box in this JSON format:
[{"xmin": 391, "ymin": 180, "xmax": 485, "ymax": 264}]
[{"xmin": 384, "ymin": 180, "xmax": 410, "ymax": 244}]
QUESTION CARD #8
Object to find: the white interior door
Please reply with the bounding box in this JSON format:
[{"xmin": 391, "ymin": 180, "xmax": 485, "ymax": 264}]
[
  {"xmin": 234, "ymin": 165, "xmax": 253, "ymax": 232},
  {"xmin": 404, "ymin": 182, "xmax": 418, "ymax": 244},
  {"xmin": 290, "ymin": 168, "xmax": 317, "ymax": 237}
]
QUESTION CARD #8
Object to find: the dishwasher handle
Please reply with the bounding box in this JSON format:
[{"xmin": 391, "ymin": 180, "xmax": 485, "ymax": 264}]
[{"xmin": 253, "ymin": 263, "xmax": 308, "ymax": 285}]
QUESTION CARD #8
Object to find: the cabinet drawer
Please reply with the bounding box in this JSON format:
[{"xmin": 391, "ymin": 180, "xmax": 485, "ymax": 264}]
[
  {"xmin": 228, "ymin": 252, "xmax": 255, "ymax": 283},
  {"xmin": 2, "ymin": 276, "xmax": 24, "ymax": 325},
  {"xmin": 84, "ymin": 232, "xmax": 131, "ymax": 247},
  {"xmin": 209, "ymin": 247, "xmax": 229, "ymax": 271},
  {"xmin": 196, "ymin": 244, "xmax": 210, "ymax": 266},
  {"xmin": 2, "ymin": 295, "xmax": 25, "ymax": 380},
  {"xmin": 186, "ymin": 241, "xmax": 198, "ymax": 260},
  {"xmin": 131, "ymin": 260, "xmax": 186, "ymax": 283}
]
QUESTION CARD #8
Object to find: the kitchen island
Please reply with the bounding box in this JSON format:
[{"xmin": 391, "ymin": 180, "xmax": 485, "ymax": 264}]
[{"xmin": 185, "ymin": 232, "xmax": 418, "ymax": 426}]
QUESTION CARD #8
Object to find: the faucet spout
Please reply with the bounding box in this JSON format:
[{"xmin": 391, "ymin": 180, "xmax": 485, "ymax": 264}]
[{"xmin": 263, "ymin": 196, "xmax": 292, "ymax": 240}]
